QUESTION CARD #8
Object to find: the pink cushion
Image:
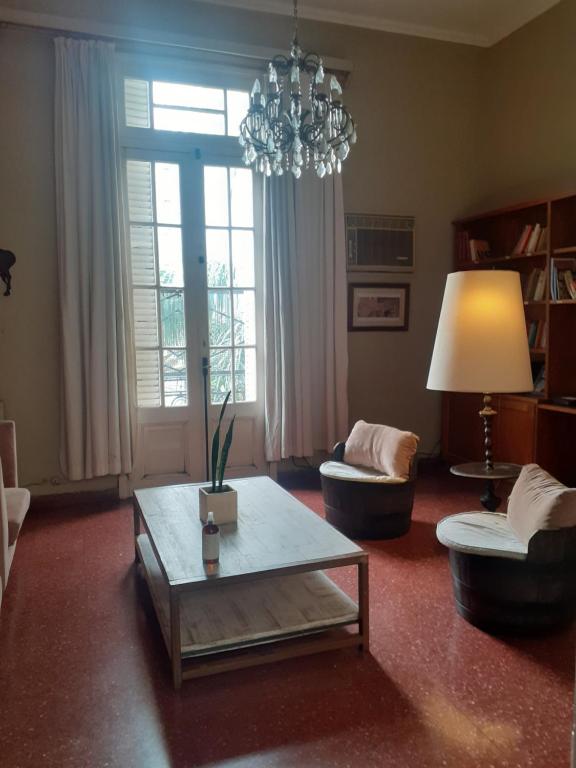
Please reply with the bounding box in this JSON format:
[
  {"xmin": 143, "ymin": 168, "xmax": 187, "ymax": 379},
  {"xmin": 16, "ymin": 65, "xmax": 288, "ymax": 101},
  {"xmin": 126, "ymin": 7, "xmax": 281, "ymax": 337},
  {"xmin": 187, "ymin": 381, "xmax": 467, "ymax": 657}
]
[
  {"xmin": 507, "ymin": 464, "xmax": 576, "ymax": 545},
  {"xmin": 343, "ymin": 421, "xmax": 419, "ymax": 480}
]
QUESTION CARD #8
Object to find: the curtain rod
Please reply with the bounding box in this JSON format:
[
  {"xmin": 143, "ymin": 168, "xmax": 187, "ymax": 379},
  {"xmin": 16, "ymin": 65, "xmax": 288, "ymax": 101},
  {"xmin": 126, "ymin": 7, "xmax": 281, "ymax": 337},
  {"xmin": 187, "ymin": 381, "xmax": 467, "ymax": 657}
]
[{"xmin": 0, "ymin": 7, "xmax": 353, "ymax": 72}]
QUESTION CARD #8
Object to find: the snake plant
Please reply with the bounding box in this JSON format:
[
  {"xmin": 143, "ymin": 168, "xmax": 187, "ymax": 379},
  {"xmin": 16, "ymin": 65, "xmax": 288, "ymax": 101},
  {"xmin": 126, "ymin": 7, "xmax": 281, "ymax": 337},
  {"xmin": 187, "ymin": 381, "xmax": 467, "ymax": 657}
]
[{"xmin": 211, "ymin": 391, "xmax": 236, "ymax": 493}]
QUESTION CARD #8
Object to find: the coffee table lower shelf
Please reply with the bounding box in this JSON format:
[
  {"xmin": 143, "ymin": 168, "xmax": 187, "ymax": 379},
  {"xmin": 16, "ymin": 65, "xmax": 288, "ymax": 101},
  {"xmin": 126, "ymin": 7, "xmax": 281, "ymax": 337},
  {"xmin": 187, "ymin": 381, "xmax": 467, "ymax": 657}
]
[{"xmin": 136, "ymin": 534, "xmax": 361, "ymax": 682}]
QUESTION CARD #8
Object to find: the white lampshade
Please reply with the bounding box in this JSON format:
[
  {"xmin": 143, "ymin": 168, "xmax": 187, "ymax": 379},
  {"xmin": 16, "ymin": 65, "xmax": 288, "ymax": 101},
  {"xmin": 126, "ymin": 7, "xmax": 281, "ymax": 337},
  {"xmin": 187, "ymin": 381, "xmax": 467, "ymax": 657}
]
[{"xmin": 427, "ymin": 270, "xmax": 533, "ymax": 393}]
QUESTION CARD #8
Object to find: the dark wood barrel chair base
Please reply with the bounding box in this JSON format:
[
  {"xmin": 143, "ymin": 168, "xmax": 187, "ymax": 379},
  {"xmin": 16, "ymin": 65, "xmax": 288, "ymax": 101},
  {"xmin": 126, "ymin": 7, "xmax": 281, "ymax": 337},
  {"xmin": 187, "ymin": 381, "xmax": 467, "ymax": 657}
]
[
  {"xmin": 322, "ymin": 477, "xmax": 414, "ymax": 539},
  {"xmin": 449, "ymin": 548, "xmax": 576, "ymax": 633}
]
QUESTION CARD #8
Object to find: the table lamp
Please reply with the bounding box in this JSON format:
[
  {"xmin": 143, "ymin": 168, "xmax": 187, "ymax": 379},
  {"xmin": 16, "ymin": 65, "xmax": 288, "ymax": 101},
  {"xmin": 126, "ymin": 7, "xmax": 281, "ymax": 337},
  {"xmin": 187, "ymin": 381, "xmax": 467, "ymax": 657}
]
[{"xmin": 427, "ymin": 270, "xmax": 533, "ymax": 480}]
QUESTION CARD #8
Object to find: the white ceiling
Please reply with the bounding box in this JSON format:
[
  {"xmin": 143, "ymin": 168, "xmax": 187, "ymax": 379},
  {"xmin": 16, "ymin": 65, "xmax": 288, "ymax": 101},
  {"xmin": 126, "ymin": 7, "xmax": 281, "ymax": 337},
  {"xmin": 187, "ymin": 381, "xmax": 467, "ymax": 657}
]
[{"xmin": 197, "ymin": 0, "xmax": 562, "ymax": 47}]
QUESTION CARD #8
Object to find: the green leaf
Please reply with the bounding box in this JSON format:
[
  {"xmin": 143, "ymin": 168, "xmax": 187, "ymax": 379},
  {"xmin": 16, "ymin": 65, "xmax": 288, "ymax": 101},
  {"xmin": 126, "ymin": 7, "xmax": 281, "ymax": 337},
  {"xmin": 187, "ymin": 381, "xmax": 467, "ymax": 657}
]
[
  {"xmin": 217, "ymin": 415, "xmax": 235, "ymax": 491},
  {"xmin": 211, "ymin": 391, "xmax": 231, "ymax": 492}
]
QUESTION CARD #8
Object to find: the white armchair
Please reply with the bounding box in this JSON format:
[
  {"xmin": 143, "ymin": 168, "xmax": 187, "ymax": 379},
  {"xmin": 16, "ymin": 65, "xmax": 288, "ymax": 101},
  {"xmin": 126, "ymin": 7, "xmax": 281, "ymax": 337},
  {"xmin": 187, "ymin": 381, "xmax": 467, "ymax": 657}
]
[{"xmin": 0, "ymin": 421, "xmax": 30, "ymax": 609}]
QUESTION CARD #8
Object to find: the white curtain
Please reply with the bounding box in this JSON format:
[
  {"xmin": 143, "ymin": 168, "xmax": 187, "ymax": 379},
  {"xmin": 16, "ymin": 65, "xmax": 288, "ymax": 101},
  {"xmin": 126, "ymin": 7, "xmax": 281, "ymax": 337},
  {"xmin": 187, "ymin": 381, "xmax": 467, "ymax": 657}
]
[
  {"xmin": 264, "ymin": 173, "xmax": 348, "ymax": 462},
  {"xmin": 54, "ymin": 38, "xmax": 133, "ymax": 480}
]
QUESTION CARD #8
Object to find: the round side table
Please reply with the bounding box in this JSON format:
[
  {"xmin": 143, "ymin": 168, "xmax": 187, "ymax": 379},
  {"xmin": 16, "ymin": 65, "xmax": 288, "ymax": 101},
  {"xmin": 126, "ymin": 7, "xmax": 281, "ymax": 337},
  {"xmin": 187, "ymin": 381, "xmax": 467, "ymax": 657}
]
[{"xmin": 450, "ymin": 462, "xmax": 522, "ymax": 511}]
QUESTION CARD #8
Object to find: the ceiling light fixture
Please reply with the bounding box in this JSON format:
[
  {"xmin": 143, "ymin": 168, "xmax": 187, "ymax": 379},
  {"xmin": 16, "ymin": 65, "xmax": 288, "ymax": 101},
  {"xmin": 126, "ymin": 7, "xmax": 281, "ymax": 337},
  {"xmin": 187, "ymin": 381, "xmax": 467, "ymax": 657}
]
[{"xmin": 239, "ymin": 0, "xmax": 357, "ymax": 179}]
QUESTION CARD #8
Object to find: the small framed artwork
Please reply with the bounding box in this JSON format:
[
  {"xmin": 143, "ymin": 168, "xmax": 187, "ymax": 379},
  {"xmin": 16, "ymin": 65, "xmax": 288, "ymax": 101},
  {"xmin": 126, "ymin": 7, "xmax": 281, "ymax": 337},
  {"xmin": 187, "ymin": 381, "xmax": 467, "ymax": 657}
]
[{"xmin": 348, "ymin": 283, "xmax": 410, "ymax": 332}]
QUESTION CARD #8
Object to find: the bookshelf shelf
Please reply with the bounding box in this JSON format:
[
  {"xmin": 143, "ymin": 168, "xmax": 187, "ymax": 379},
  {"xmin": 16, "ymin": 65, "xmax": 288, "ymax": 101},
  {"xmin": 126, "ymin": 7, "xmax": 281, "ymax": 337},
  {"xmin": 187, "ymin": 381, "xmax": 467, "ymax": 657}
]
[
  {"xmin": 446, "ymin": 191, "xmax": 576, "ymax": 484},
  {"xmin": 482, "ymin": 252, "xmax": 547, "ymax": 266},
  {"xmin": 539, "ymin": 403, "xmax": 576, "ymax": 415}
]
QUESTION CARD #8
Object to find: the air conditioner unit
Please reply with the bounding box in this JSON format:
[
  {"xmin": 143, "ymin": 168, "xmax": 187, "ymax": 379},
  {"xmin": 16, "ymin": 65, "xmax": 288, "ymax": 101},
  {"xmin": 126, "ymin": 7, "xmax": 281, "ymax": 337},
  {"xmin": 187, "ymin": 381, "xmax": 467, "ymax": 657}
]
[{"xmin": 346, "ymin": 214, "xmax": 415, "ymax": 273}]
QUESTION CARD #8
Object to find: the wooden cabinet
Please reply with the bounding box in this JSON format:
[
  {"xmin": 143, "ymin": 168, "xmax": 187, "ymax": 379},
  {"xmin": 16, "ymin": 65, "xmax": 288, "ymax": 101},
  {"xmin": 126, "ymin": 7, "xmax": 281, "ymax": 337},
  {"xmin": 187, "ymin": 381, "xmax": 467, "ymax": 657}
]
[
  {"xmin": 442, "ymin": 393, "xmax": 537, "ymax": 466},
  {"xmin": 494, "ymin": 396, "xmax": 537, "ymax": 465},
  {"xmin": 442, "ymin": 393, "xmax": 483, "ymax": 465}
]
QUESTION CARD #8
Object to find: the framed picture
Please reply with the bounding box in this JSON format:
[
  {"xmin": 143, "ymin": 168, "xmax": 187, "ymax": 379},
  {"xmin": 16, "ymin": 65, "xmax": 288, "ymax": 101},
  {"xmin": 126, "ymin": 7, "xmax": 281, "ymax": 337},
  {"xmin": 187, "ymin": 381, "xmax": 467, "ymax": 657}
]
[{"xmin": 348, "ymin": 283, "xmax": 410, "ymax": 332}]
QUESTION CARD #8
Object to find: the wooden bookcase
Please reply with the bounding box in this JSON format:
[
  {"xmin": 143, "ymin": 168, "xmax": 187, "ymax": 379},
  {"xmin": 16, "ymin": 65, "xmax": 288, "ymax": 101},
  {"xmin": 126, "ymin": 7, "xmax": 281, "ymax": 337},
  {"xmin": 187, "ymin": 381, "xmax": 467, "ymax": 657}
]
[{"xmin": 442, "ymin": 193, "xmax": 576, "ymax": 485}]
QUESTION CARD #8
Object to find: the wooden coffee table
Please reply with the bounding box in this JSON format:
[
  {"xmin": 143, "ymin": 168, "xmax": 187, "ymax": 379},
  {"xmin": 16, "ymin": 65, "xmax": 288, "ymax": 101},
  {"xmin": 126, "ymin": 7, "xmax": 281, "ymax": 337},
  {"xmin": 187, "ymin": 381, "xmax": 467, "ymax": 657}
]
[{"xmin": 133, "ymin": 476, "xmax": 369, "ymax": 688}]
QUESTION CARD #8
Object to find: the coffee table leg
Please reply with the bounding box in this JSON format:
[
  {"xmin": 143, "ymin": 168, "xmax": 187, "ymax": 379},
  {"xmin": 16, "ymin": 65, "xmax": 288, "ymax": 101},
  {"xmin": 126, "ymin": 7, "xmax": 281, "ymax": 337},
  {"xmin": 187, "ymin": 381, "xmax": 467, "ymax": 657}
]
[
  {"xmin": 133, "ymin": 503, "xmax": 141, "ymax": 563},
  {"xmin": 358, "ymin": 559, "xmax": 370, "ymax": 653},
  {"xmin": 169, "ymin": 590, "xmax": 182, "ymax": 689}
]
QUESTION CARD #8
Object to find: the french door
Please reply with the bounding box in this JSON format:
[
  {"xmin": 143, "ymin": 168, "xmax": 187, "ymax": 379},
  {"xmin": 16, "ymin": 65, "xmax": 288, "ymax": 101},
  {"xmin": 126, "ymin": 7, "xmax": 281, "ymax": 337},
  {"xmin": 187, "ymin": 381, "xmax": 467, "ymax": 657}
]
[{"xmin": 124, "ymin": 148, "xmax": 266, "ymax": 489}]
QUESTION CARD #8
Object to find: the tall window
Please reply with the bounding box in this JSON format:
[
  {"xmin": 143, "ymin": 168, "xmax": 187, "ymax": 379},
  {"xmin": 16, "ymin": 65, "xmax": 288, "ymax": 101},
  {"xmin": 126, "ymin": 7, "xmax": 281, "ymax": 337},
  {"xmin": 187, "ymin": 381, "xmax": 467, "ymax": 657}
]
[
  {"xmin": 126, "ymin": 159, "xmax": 187, "ymax": 407},
  {"xmin": 122, "ymin": 74, "xmax": 259, "ymax": 409},
  {"xmin": 204, "ymin": 166, "xmax": 257, "ymax": 404}
]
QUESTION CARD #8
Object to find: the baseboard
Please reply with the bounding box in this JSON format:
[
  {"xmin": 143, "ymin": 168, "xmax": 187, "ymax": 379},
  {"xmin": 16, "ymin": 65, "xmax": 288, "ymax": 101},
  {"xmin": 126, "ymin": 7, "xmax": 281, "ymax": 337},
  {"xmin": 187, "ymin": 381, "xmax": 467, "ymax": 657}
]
[{"xmin": 29, "ymin": 488, "xmax": 122, "ymax": 512}]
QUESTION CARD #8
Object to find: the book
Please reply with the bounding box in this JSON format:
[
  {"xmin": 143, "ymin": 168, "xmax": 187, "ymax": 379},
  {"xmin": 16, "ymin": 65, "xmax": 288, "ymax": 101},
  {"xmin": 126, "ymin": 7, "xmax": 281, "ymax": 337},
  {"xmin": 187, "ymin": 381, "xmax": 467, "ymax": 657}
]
[
  {"xmin": 550, "ymin": 258, "xmax": 576, "ymax": 301},
  {"xmin": 533, "ymin": 269, "xmax": 547, "ymax": 301},
  {"xmin": 536, "ymin": 320, "xmax": 547, "ymax": 349},
  {"xmin": 527, "ymin": 320, "xmax": 547, "ymax": 349},
  {"xmin": 513, "ymin": 225, "xmax": 533, "ymax": 255},
  {"xmin": 527, "ymin": 321, "xmax": 538, "ymax": 348},
  {"xmin": 525, "ymin": 223, "xmax": 541, "ymax": 254},
  {"xmin": 564, "ymin": 270, "xmax": 576, "ymax": 299},
  {"xmin": 522, "ymin": 268, "xmax": 541, "ymax": 300},
  {"xmin": 469, "ymin": 239, "xmax": 491, "ymax": 261},
  {"xmin": 531, "ymin": 362, "xmax": 546, "ymax": 394},
  {"xmin": 536, "ymin": 227, "xmax": 549, "ymax": 253}
]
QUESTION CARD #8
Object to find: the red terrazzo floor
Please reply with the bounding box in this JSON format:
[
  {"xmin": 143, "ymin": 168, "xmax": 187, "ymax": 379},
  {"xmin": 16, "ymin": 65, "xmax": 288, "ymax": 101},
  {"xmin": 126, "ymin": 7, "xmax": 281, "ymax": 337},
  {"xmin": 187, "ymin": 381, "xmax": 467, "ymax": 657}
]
[{"xmin": 0, "ymin": 467, "xmax": 573, "ymax": 768}]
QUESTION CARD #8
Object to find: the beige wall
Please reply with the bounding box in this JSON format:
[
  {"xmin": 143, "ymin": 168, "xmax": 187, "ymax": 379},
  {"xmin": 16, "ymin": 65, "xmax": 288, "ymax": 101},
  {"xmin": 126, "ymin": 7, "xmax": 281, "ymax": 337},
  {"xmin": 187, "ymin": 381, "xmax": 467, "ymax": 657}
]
[
  {"xmin": 2, "ymin": 0, "xmax": 482, "ymax": 493},
  {"xmin": 476, "ymin": 0, "xmax": 576, "ymax": 209}
]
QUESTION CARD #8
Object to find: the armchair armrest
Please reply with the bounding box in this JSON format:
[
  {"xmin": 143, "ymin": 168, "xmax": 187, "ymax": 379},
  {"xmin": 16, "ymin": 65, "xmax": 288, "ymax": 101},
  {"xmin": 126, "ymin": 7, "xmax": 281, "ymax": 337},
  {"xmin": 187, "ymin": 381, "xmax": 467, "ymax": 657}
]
[
  {"xmin": 332, "ymin": 442, "xmax": 346, "ymax": 462},
  {"xmin": 0, "ymin": 421, "xmax": 17, "ymax": 488}
]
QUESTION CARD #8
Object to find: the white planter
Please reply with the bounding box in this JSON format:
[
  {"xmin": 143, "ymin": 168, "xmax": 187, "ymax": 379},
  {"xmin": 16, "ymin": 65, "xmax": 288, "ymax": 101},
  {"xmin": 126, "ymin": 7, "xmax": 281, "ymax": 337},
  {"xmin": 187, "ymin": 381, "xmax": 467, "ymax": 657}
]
[{"xmin": 199, "ymin": 485, "xmax": 238, "ymax": 524}]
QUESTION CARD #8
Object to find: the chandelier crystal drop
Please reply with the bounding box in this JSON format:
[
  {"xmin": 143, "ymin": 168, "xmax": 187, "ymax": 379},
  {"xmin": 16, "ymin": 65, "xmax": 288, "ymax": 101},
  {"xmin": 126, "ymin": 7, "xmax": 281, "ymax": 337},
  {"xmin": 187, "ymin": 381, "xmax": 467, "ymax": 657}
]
[{"xmin": 239, "ymin": 0, "xmax": 357, "ymax": 179}]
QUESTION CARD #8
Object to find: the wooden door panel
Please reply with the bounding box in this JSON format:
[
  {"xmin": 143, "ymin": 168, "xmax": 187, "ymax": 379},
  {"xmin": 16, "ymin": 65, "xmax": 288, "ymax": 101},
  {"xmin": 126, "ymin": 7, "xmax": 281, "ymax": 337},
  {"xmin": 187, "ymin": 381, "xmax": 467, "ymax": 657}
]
[
  {"xmin": 442, "ymin": 392, "xmax": 484, "ymax": 464},
  {"xmin": 493, "ymin": 395, "xmax": 536, "ymax": 465}
]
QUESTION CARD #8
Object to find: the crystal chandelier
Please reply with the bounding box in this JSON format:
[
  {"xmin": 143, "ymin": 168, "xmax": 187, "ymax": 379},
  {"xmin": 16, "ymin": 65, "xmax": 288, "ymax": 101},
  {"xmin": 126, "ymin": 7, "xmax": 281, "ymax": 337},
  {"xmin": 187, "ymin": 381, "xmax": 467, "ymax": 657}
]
[{"xmin": 239, "ymin": 0, "xmax": 357, "ymax": 179}]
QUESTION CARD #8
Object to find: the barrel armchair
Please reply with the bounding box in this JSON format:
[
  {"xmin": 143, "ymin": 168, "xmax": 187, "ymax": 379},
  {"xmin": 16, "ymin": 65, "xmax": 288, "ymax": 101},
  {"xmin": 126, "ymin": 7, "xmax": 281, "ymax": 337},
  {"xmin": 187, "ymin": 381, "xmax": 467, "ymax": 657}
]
[
  {"xmin": 437, "ymin": 463, "xmax": 576, "ymax": 631},
  {"xmin": 1, "ymin": 421, "xmax": 30, "ymax": 610},
  {"xmin": 320, "ymin": 420, "xmax": 419, "ymax": 540}
]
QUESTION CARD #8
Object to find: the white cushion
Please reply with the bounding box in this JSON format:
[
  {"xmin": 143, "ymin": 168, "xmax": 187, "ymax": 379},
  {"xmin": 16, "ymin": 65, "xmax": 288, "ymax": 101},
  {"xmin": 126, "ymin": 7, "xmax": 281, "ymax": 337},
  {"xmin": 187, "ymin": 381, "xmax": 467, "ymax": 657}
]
[
  {"xmin": 5, "ymin": 487, "xmax": 31, "ymax": 546},
  {"xmin": 343, "ymin": 421, "xmax": 419, "ymax": 480},
  {"xmin": 319, "ymin": 461, "xmax": 406, "ymax": 484},
  {"xmin": 436, "ymin": 512, "xmax": 528, "ymax": 560},
  {"xmin": 507, "ymin": 463, "xmax": 576, "ymax": 545}
]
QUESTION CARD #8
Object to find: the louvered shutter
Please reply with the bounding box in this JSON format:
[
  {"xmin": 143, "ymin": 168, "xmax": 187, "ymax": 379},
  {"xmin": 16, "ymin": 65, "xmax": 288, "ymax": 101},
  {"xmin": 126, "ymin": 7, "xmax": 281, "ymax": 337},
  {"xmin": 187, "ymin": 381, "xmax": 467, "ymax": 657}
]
[{"xmin": 124, "ymin": 78, "xmax": 150, "ymax": 129}]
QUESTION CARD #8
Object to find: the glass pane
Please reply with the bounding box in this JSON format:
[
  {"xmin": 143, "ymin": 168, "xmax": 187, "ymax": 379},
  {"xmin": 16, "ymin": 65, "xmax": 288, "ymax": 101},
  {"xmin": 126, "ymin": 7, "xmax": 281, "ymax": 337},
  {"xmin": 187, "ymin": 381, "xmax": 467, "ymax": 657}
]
[
  {"xmin": 210, "ymin": 372, "xmax": 232, "ymax": 405},
  {"xmin": 210, "ymin": 348, "xmax": 232, "ymax": 373},
  {"xmin": 230, "ymin": 168, "xmax": 253, "ymax": 227},
  {"xmin": 233, "ymin": 290, "xmax": 256, "ymax": 345},
  {"xmin": 208, "ymin": 290, "xmax": 232, "ymax": 346},
  {"xmin": 160, "ymin": 290, "xmax": 186, "ymax": 348},
  {"xmin": 153, "ymin": 107, "xmax": 225, "ymax": 136},
  {"xmin": 126, "ymin": 160, "xmax": 153, "ymax": 222},
  {"xmin": 136, "ymin": 350, "xmax": 161, "ymax": 407},
  {"xmin": 163, "ymin": 349, "xmax": 188, "ymax": 407},
  {"xmin": 158, "ymin": 227, "xmax": 184, "ymax": 287},
  {"xmin": 206, "ymin": 229, "xmax": 230, "ymax": 288},
  {"xmin": 231, "ymin": 230, "xmax": 255, "ymax": 287},
  {"xmin": 204, "ymin": 167, "xmax": 229, "ymax": 227},
  {"xmin": 125, "ymin": 78, "xmax": 150, "ymax": 128},
  {"xmin": 130, "ymin": 225, "xmax": 156, "ymax": 285},
  {"xmin": 154, "ymin": 163, "xmax": 181, "ymax": 225},
  {"xmin": 133, "ymin": 288, "xmax": 158, "ymax": 347},
  {"xmin": 226, "ymin": 90, "xmax": 249, "ymax": 136},
  {"xmin": 234, "ymin": 348, "xmax": 256, "ymax": 402},
  {"xmin": 153, "ymin": 81, "xmax": 224, "ymax": 111}
]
